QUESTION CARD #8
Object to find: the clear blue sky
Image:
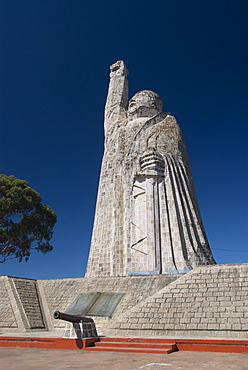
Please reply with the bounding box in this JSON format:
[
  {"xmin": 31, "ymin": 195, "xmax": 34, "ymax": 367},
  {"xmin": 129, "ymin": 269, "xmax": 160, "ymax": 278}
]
[{"xmin": 1, "ymin": 0, "xmax": 247, "ymax": 279}]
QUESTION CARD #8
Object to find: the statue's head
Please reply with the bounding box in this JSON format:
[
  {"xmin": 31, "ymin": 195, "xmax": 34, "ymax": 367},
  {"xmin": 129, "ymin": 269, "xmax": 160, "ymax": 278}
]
[{"xmin": 128, "ymin": 90, "xmax": 163, "ymax": 121}]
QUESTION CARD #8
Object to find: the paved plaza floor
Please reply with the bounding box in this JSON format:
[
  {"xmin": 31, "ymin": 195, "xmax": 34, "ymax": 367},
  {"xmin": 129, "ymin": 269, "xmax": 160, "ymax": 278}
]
[{"xmin": 0, "ymin": 347, "xmax": 248, "ymax": 370}]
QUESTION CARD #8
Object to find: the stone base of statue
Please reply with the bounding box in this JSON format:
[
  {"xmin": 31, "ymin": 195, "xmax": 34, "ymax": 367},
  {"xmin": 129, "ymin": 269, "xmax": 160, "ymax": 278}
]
[{"xmin": 0, "ymin": 265, "xmax": 248, "ymax": 339}]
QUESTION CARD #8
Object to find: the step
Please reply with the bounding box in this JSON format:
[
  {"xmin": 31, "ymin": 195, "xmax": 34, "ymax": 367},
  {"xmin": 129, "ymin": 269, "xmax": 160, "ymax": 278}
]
[
  {"xmin": 99, "ymin": 337, "xmax": 176, "ymax": 344},
  {"xmin": 86, "ymin": 346, "xmax": 176, "ymax": 354},
  {"xmin": 94, "ymin": 341, "xmax": 175, "ymax": 349},
  {"xmin": 0, "ymin": 335, "xmax": 247, "ymax": 353},
  {"xmin": 87, "ymin": 337, "xmax": 177, "ymax": 354}
]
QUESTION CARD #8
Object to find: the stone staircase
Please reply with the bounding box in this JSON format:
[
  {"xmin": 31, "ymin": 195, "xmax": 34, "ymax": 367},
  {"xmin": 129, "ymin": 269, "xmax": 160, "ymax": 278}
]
[{"xmin": 86, "ymin": 337, "xmax": 177, "ymax": 354}]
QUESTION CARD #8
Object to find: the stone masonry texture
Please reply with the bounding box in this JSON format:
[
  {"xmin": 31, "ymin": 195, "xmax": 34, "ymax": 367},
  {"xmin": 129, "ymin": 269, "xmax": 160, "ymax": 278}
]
[
  {"xmin": 0, "ymin": 276, "xmax": 45, "ymax": 332},
  {"xmin": 86, "ymin": 60, "xmax": 215, "ymax": 277},
  {"xmin": 0, "ymin": 277, "xmax": 17, "ymax": 328},
  {"xmin": 107, "ymin": 264, "xmax": 248, "ymax": 338},
  {"xmin": 39, "ymin": 274, "xmax": 180, "ymax": 332},
  {"xmin": 0, "ymin": 264, "xmax": 247, "ymax": 338},
  {"xmin": 0, "ymin": 65, "xmax": 245, "ymax": 339},
  {"xmin": 12, "ymin": 278, "xmax": 45, "ymax": 329}
]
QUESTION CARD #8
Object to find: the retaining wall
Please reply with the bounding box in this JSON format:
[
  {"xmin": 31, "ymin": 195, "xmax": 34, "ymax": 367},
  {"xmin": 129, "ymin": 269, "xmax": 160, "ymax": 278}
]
[
  {"xmin": 106, "ymin": 264, "xmax": 248, "ymax": 338},
  {"xmin": 0, "ymin": 264, "xmax": 247, "ymax": 338},
  {"xmin": 38, "ymin": 274, "xmax": 179, "ymax": 334},
  {"xmin": 0, "ymin": 276, "xmax": 46, "ymax": 332}
]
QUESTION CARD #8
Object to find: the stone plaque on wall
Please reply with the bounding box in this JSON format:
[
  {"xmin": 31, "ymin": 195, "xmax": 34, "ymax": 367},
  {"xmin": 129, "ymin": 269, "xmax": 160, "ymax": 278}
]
[
  {"xmin": 65, "ymin": 292, "xmax": 101, "ymax": 316},
  {"xmin": 65, "ymin": 292, "xmax": 124, "ymax": 317},
  {"xmin": 87, "ymin": 293, "xmax": 125, "ymax": 317}
]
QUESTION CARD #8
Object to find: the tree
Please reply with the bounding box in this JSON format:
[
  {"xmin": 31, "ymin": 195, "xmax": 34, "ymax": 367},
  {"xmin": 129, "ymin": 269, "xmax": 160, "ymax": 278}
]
[{"xmin": 0, "ymin": 174, "xmax": 57, "ymax": 263}]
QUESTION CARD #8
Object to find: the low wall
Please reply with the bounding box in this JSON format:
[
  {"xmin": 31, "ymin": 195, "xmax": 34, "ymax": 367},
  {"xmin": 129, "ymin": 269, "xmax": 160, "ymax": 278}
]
[
  {"xmin": 106, "ymin": 264, "xmax": 248, "ymax": 338},
  {"xmin": 0, "ymin": 276, "xmax": 19, "ymax": 331},
  {"xmin": 38, "ymin": 274, "xmax": 179, "ymax": 334},
  {"xmin": 0, "ymin": 276, "xmax": 46, "ymax": 333},
  {"xmin": 0, "ymin": 264, "xmax": 247, "ymax": 338}
]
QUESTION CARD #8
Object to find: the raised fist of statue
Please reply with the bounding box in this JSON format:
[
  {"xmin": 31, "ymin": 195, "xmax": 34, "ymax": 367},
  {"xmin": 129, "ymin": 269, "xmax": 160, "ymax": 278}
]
[{"xmin": 110, "ymin": 60, "xmax": 128, "ymax": 77}]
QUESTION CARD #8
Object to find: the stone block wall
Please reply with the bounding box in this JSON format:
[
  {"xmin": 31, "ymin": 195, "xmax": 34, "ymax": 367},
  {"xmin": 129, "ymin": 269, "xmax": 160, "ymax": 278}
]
[
  {"xmin": 11, "ymin": 277, "xmax": 45, "ymax": 329},
  {"xmin": 0, "ymin": 277, "xmax": 18, "ymax": 330},
  {"xmin": 0, "ymin": 276, "xmax": 46, "ymax": 333},
  {"xmin": 106, "ymin": 264, "xmax": 248, "ymax": 338},
  {"xmin": 38, "ymin": 274, "xmax": 180, "ymax": 333},
  {"xmin": 0, "ymin": 264, "xmax": 247, "ymax": 338}
]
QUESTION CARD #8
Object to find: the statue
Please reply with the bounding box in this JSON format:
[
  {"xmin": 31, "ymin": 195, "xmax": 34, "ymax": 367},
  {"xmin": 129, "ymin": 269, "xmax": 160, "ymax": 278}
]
[{"xmin": 86, "ymin": 60, "xmax": 215, "ymax": 277}]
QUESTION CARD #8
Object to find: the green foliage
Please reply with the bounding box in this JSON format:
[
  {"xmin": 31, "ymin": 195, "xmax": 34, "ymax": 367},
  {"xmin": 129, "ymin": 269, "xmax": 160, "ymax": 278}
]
[{"xmin": 0, "ymin": 174, "xmax": 57, "ymax": 263}]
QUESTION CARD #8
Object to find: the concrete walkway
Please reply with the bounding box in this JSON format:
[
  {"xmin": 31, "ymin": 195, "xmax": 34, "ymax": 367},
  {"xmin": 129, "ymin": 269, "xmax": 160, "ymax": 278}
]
[{"xmin": 0, "ymin": 347, "xmax": 248, "ymax": 370}]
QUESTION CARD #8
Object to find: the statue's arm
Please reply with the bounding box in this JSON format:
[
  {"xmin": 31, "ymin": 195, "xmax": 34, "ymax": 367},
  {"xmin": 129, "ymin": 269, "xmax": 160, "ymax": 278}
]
[{"xmin": 104, "ymin": 60, "xmax": 129, "ymax": 134}]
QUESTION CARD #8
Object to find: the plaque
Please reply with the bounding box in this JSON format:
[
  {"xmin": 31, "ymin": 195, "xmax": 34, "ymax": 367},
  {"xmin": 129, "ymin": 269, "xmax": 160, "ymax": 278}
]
[
  {"xmin": 87, "ymin": 292, "xmax": 125, "ymax": 317},
  {"xmin": 65, "ymin": 292, "xmax": 101, "ymax": 316}
]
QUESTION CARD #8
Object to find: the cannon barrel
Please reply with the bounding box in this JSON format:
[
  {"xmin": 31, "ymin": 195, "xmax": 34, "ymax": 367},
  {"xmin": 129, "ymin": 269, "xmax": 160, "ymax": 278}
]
[{"xmin": 53, "ymin": 311, "xmax": 93, "ymax": 323}]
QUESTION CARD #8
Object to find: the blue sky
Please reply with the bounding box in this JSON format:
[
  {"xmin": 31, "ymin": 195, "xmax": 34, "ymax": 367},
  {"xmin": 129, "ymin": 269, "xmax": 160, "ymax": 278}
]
[{"xmin": 1, "ymin": 0, "xmax": 247, "ymax": 279}]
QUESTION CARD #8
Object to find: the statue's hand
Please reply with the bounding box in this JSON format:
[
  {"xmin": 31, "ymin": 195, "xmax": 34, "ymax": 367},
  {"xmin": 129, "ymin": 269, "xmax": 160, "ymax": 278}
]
[{"xmin": 110, "ymin": 60, "xmax": 129, "ymax": 77}]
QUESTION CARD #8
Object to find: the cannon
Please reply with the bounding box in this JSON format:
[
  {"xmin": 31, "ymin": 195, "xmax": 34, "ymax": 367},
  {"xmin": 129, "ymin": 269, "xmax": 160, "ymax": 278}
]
[
  {"xmin": 53, "ymin": 311, "xmax": 98, "ymax": 338},
  {"xmin": 53, "ymin": 311, "xmax": 93, "ymax": 323}
]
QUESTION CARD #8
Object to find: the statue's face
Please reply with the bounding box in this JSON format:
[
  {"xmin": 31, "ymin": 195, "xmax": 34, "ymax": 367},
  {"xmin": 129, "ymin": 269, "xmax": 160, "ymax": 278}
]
[
  {"xmin": 128, "ymin": 93, "xmax": 153, "ymax": 113},
  {"xmin": 128, "ymin": 90, "xmax": 163, "ymax": 120}
]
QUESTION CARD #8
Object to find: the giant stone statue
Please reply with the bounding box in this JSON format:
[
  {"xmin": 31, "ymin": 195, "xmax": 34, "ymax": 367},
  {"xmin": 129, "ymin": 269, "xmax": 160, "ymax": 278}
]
[{"xmin": 86, "ymin": 60, "xmax": 216, "ymax": 277}]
